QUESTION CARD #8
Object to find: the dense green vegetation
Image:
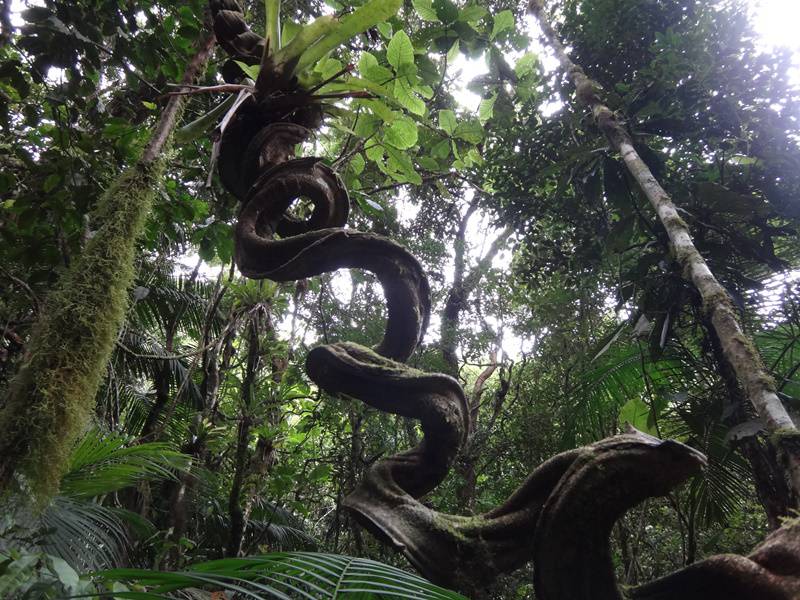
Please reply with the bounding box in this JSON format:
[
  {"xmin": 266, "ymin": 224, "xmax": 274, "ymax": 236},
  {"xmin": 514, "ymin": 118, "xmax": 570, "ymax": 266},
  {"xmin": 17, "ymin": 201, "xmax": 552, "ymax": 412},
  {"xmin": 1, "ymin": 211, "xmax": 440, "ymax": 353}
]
[{"xmin": 1, "ymin": 0, "xmax": 799, "ymax": 598}]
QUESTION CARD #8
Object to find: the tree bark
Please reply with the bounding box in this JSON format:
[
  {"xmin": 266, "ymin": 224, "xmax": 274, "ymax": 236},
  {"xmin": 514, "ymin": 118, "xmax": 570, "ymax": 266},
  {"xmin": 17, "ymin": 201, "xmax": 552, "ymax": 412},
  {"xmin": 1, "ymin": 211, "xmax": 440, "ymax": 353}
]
[
  {"xmin": 439, "ymin": 203, "xmax": 510, "ymax": 379},
  {"xmin": 0, "ymin": 31, "xmax": 216, "ymax": 501},
  {"xmin": 530, "ymin": 0, "xmax": 800, "ymax": 502},
  {"xmin": 708, "ymin": 318, "xmax": 792, "ymax": 527},
  {"xmin": 437, "ymin": 203, "xmax": 510, "ymax": 511}
]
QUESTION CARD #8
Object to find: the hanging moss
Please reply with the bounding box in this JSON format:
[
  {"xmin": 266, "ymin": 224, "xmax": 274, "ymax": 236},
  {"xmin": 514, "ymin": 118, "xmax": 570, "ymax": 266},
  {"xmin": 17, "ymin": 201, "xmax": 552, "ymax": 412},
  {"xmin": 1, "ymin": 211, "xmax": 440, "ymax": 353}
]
[{"xmin": 0, "ymin": 157, "xmax": 166, "ymax": 501}]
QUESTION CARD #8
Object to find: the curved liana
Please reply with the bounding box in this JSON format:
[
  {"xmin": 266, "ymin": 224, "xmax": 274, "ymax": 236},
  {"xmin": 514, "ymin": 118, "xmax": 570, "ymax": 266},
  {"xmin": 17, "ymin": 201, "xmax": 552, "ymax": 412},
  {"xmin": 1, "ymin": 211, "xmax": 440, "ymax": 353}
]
[
  {"xmin": 208, "ymin": 3, "xmax": 800, "ymax": 598},
  {"xmin": 629, "ymin": 519, "xmax": 800, "ymax": 600}
]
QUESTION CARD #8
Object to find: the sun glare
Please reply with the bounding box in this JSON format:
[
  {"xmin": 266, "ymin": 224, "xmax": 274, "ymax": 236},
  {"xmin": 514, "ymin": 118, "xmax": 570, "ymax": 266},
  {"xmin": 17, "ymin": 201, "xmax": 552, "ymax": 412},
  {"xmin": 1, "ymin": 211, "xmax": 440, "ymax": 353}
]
[{"xmin": 752, "ymin": 0, "xmax": 800, "ymax": 50}]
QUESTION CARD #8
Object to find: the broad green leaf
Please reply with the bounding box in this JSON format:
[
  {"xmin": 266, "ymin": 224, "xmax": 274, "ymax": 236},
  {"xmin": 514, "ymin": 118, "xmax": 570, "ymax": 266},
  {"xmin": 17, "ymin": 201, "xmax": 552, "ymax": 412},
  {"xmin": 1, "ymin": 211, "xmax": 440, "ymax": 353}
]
[
  {"xmin": 365, "ymin": 143, "xmax": 384, "ymax": 164},
  {"xmin": 478, "ymin": 93, "xmax": 497, "ymax": 125},
  {"xmin": 417, "ymin": 156, "xmax": 440, "ymax": 171},
  {"xmin": 386, "ymin": 144, "xmax": 423, "ymax": 185},
  {"xmin": 454, "ymin": 118, "xmax": 484, "ymax": 143},
  {"xmin": 308, "ymin": 464, "xmax": 331, "ymax": 481},
  {"xmin": 274, "ymin": 15, "xmax": 337, "ymax": 70},
  {"xmin": 387, "ymin": 31, "xmax": 415, "ymax": 69},
  {"xmin": 515, "ymin": 52, "xmax": 538, "ymax": 78},
  {"xmin": 431, "ymin": 138, "xmax": 451, "ymax": 159},
  {"xmin": 316, "ymin": 57, "xmax": 343, "ymax": 79},
  {"xmin": 359, "ymin": 52, "xmax": 393, "ymax": 83},
  {"xmin": 377, "ymin": 21, "xmax": 392, "ymax": 39},
  {"xmin": 281, "ymin": 20, "xmax": 302, "ymax": 45},
  {"xmin": 416, "ymin": 83, "xmax": 434, "ymax": 99},
  {"xmin": 349, "ymin": 153, "xmax": 365, "ymax": 175},
  {"xmin": 433, "ymin": 0, "xmax": 459, "ymax": 24},
  {"xmin": 49, "ymin": 556, "xmax": 80, "ymax": 591},
  {"xmin": 393, "ymin": 78, "xmax": 426, "ymax": 115},
  {"xmin": 359, "ymin": 51, "xmax": 378, "ymax": 72},
  {"xmin": 363, "ymin": 99, "xmax": 397, "ymax": 123},
  {"xmin": 175, "ymin": 93, "xmax": 238, "ymax": 144},
  {"xmin": 490, "ymin": 10, "xmax": 514, "ymax": 40},
  {"xmin": 439, "ymin": 109, "xmax": 457, "ymax": 134},
  {"xmin": 294, "ymin": 0, "xmax": 403, "ymax": 74},
  {"xmin": 412, "ymin": 0, "xmax": 440, "ymax": 22},
  {"xmin": 43, "ymin": 173, "xmax": 61, "ymax": 193},
  {"xmin": 447, "ymin": 39, "xmax": 460, "ymax": 63},
  {"xmin": 354, "ymin": 112, "xmax": 381, "ymax": 137},
  {"xmin": 618, "ymin": 397, "xmax": 657, "ymax": 435},
  {"xmin": 458, "ymin": 5, "xmax": 488, "ymax": 23},
  {"xmin": 234, "ymin": 60, "xmax": 260, "ymax": 80},
  {"xmin": 451, "ymin": 140, "xmax": 461, "ymax": 161},
  {"xmin": 466, "ymin": 147, "xmax": 483, "ymax": 165},
  {"xmin": 384, "ymin": 117, "xmax": 419, "ymax": 149},
  {"xmin": 397, "ymin": 60, "xmax": 419, "ymax": 80}
]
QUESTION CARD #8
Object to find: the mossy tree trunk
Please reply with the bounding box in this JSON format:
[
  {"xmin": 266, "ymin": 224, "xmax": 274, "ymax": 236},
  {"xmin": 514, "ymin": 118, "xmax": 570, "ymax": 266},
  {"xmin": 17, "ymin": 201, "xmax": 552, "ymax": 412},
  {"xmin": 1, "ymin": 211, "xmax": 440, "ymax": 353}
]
[
  {"xmin": 0, "ymin": 31, "xmax": 216, "ymax": 502},
  {"xmin": 530, "ymin": 0, "xmax": 800, "ymax": 503}
]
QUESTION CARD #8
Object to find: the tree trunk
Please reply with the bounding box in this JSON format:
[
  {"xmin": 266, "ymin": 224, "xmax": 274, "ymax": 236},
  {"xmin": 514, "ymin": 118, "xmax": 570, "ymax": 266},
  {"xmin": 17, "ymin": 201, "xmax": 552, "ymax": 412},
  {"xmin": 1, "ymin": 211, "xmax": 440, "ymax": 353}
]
[
  {"xmin": 0, "ymin": 0, "xmax": 11, "ymax": 47},
  {"xmin": 530, "ymin": 0, "xmax": 800, "ymax": 503},
  {"xmin": 708, "ymin": 318, "xmax": 792, "ymax": 527},
  {"xmin": 226, "ymin": 313, "xmax": 261, "ymax": 557},
  {"xmin": 0, "ymin": 31, "xmax": 216, "ymax": 501}
]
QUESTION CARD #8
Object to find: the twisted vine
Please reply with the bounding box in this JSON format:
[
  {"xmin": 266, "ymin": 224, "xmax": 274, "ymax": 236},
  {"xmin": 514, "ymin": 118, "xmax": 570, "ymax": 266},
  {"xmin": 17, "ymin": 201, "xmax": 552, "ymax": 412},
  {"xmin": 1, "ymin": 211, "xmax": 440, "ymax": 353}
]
[{"xmin": 208, "ymin": 3, "xmax": 800, "ymax": 598}]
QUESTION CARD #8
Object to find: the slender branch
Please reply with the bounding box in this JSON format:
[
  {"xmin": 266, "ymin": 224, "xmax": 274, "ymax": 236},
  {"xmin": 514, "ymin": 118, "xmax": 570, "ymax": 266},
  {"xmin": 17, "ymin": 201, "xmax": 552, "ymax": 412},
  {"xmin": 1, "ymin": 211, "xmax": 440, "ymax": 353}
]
[
  {"xmin": 308, "ymin": 64, "xmax": 355, "ymax": 93},
  {"xmin": 163, "ymin": 83, "xmax": 254, "ymax": 98}
]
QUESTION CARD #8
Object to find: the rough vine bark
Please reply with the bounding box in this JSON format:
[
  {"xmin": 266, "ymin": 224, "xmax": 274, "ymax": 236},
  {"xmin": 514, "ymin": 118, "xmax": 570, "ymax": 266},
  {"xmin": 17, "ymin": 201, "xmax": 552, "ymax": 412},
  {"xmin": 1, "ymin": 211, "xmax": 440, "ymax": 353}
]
[
  {"xmin": 211, "ymin": 2, "xmax": 800, "ymax": 598},
  {"xmin": 529, "ymin": 0, "xmax": 800, "ymax": 503}
]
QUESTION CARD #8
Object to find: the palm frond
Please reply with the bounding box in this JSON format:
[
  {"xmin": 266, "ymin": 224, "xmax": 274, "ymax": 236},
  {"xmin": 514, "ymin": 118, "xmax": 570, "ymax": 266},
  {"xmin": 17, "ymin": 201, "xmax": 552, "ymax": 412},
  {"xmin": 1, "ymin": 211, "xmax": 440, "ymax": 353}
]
[
  {"xmin": 243, "ymin": 499, "xmax": 316, "ymax": 552},
  {"xmin": 131, "ymin": 270, "xmax": 223, "ymax": 339},
  {"xmin": 61, "ymin": 429, "xmax": 191, "ymax": 499},
  {"xmin": 30, "ymin": 429, "xmax": 189, "ymax": 571},
  {"xmin": 39, "ymin": 497, "xmax": 132, "ymax": 572},
  {"xmin": 112, "ymin": 329, "xmax": 204, "ymax": 410},
  {"xmin": 92, "ymin": 552, "xmax": 468, "ymax": 599}
]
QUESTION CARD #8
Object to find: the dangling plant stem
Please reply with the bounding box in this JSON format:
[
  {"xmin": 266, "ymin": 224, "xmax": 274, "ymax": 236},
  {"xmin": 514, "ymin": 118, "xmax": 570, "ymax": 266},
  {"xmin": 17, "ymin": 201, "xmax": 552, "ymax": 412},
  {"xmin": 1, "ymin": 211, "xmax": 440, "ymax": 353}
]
[
  {"xmin": 0, "ymin": 31, "xmax": 216, "ymax": 503},
  {"xmin": 530, "ymin": 0, "xmax": 800, "ymax": 502}
]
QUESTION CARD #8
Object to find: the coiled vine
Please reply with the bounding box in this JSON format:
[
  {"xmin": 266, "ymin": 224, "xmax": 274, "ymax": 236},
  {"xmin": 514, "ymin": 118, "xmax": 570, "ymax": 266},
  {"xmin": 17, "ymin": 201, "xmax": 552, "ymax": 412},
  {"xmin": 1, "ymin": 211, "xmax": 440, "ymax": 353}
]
[{"xmin": 207, "ymin": 2, "xmax": 800, "ymax": 598}]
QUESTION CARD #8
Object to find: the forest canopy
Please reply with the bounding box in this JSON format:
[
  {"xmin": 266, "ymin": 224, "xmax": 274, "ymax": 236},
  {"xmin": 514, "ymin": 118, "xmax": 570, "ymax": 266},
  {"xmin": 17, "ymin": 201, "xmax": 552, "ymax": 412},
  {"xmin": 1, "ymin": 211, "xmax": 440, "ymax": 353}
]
[{"xmin": 1, "ymin": 0, "xmax": 800, "ymax": 598}]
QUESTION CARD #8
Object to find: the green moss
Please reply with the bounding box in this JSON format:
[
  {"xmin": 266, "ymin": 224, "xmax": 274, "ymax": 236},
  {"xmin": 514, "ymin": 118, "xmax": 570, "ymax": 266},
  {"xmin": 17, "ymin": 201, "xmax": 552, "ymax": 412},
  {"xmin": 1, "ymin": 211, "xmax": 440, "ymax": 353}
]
[
  {"xmin": 0, "ymin": 157, "xmax": 167, "ymax": 502},
  {"xmin": 771, "ymin": 428, "xmax": 800, "ymax": 448},
  {"xmin": 431, "ymin": 512, "xmax": 490, "ymax": 544},
  {"xmin": 703, "ymin": 289, "xmax": 740, "ymax": 322},
  {"xmin": 670, "ymin": 242, "xmax": 698, "ymax": 270},
  {"xmin": 663, "ymin": 214, "xmax": 689, "ymax": 232}
]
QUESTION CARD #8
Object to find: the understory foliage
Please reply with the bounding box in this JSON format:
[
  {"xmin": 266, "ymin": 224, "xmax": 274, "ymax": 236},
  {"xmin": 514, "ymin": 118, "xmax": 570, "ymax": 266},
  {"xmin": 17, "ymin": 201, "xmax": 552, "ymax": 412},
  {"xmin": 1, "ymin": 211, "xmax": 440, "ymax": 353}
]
[{"xmin": 1, "ymin": 0, "xmax": 799, "ymax": 598}]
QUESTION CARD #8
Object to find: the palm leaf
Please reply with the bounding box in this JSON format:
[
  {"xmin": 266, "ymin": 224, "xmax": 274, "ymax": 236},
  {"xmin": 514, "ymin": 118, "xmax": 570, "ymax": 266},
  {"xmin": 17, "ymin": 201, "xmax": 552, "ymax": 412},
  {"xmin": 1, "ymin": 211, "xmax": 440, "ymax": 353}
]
[
  {"xmin": 39, "ymin": 497, "xmax": 132, "ymax": 572},
  {"xmin": 28, "ymin": 429, "xmax": 190, "ymax": 571},
  {"xmin": 112, "ymin": 329, "xmax": 204, "ymax": 410},
  {"xmin": 61, "ymin": 429, "xmax": 191, "ymax": 499},
  {"xmin": 91, "ymin": 552, "xmax": 467, "ymax": 599}
]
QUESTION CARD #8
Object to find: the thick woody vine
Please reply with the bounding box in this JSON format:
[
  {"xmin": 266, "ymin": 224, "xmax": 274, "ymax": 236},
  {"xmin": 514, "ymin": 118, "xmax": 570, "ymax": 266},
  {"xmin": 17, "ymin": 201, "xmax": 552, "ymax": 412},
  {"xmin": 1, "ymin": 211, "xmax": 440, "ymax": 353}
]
[{"xmin": 207, "ymin": 2, "xmax": 800, "ymax": 598}]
